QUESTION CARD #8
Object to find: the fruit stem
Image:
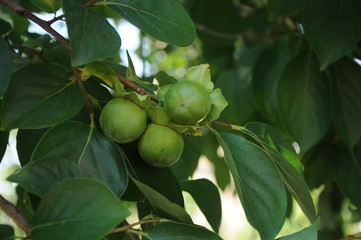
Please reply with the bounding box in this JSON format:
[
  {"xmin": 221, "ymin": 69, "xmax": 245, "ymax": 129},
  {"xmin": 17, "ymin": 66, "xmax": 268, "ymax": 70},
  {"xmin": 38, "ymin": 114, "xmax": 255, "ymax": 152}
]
[{"xmin": 212, "ymin": 120, "xmax": 244, "ymax": 131}]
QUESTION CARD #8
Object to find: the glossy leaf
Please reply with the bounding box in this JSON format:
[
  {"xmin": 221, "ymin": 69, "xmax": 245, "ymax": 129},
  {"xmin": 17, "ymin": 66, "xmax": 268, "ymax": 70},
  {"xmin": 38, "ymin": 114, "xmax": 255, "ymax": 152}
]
[
  {"xmin": 132, "ymin": 178, "xmax": 192, "ymax": 223},
  {"xmin": 0, "ymin": 37, "xmax": 12, "ymax": 97},
  {"xmin": 181, "ymin": 179, "xmax": 222, "ymax": 232},
  {"xmin": 216, "ymin": 131, "xmax": 287, "ymax": 240},
  {"xmin": 0, "ymin": 63, "xmax": 85, "ymax": 130},
  {"xmin": 63, "ymin": 0, "xmax": 121, "ymax": 66},
  {"xmin": 245, "ymin": 122, "xmax": 302, "ymax": 171},
  {"xmin": 240, "ymin": 125, "xmax": 317, "ymax": 222},
  {"xmin": 268, "ymin": 0, "xmax": 304, "ymax": 19},
  {"xmin": 109, "ymin": 0, "xmax": 196, "ymax": 47},
  {"xmin": 303, "ymin": 0, "xmax": 361, "ymax": 69},
  {"xmin": 278, "ymin": 219, "xmax": 319, "ymax": 240},
  {"xmin": 9, "ymin": 121, "xmax": 128, "ymax": 197},
  {"xmin": 30, "ymin": 178, "xmax": 130, "ymax": 240},
  {"xmin": 277, "ymin": 51, "xmax": 331, "ymax": 153},
  {"xmin": 331, "ymin": 58, "xmax": 361, "ymax": 148},
  {"xmin": 148, "ymin": 221, "xmax": 222, "ymax": 240},
  {"xmin": 31, "ymin": 0, "xmax": 63, "ymax": 13}
]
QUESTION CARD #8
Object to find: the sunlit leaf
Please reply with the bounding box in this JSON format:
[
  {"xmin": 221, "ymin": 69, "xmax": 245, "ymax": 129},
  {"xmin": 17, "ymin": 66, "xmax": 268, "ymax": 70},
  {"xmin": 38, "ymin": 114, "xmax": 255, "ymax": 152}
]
[{"xmin": 215, "ymin": 131, "xmax": 287, "ymax": 239}]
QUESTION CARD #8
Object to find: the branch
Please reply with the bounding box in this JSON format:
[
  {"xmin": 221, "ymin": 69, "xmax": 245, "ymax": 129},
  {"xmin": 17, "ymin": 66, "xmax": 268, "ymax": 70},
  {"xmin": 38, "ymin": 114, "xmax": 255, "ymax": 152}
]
[
  {"xmin": 10, "ymin": 51, "xmax": 32, "ymax": 64},
  {"xmin": 73, "ymin": 67, "xmax": 95, "ymax": 115},
  {"xmin": 11, "ymin": 44, "xmax": 46, "ymax": 62},
  {"xmin": 195, "ymin": 23, "xmax": 244, "ymax": 40},
  {"xmin": 0, "ymin": 0, "xmax": 70, "ymax": 50},
  {"xmin": 116, "ymin": 74, "xmax": 159, "ymax": 103},
  {"xmin": 0, "ymin": 194, "xmax": 31, "ymax": 234},
  {"xmin": 110, "ymin": 218, "xmax": 161, "ymax": 234}
]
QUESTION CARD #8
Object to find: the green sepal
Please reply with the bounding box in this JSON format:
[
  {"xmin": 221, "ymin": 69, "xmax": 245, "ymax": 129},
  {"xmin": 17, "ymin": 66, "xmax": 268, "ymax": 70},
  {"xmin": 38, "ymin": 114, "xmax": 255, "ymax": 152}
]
[
  {"xmin": 81, "ymin": 61, "xmax": 150, "ymax": 108},
  {"xmin": 205, "ymin": 88, "xmax": 229, "ymax": 122},
  {"xmin": 146, "ymin": 105, "xmax": 171, "ymax": 126},
  {"xmin": 184, "ymin": 64, "xmax": 214, "ymax": 92},
  {"xmin": 81, "ymin": 61, "xmax": 125, "ymax": 95},
  {"xmin": 157, "ymin": 84, "xmax": 172, "ymax": 105},
  {"xmin": 126, "ymin": 51, "xmax": 157, "ymax": 92}
]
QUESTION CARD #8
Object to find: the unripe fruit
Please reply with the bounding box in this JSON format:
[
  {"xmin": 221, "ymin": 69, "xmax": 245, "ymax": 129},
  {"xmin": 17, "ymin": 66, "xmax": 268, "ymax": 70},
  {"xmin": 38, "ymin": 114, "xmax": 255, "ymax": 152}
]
[
  {"xmin": 138, "ymin": 123, "xmax": 184, "ymax": 167},
  {"xmin": 165, "ymin": 81, "xmax": 211, "ymax": 125},
  {"xmin": 100, "ymin": 98, "xmax": 147, "ymax": 144}
]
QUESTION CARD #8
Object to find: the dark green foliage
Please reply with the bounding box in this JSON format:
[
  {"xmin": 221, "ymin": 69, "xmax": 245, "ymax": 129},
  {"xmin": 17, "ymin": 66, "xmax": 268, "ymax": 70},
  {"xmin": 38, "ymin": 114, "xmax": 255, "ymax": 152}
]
[{"xmin": 0, "ymin": 0, "xmax": 360, "ymax": 239}]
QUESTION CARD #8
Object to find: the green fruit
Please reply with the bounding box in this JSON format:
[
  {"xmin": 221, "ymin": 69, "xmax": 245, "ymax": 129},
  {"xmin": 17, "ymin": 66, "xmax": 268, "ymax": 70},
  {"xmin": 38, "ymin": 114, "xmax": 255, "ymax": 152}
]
[
  {"xmin": 100, "ymin": 98, "xmax": 147, "ymax": 143},
  {"xmin": 138, "ymin": 123, "xmax": 184, "ymax": 167},
  {"xmin": 165, "ymin": 81, "xmax": 211, "ymax": 125}
]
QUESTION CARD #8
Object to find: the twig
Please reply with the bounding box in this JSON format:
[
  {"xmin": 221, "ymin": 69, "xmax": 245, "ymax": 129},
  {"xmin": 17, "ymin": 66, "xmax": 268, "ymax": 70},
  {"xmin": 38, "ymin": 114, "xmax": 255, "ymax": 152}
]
[
  {"xmin": 84, "ymin": 0, "xmax": 98, "ymax": 7},
  {"xmin": 0, "ymin": 0, "xmax": 70, "ymax": 50},
  {"xmin": 110, "ymin": 218, "xmax": 161, "ymax": 234},
  {"xmin": 11, "ymin": 44, "xmax": 46, "ymax": 61},
  {"xmin": 47, "ymin": 14, "xmax": 64, "ymax": 25},
  {"xmin": 10, "ymin": 51, "xmax": 32, "ymax": 64},
  {"xmin": 195, "ymin": 23, "xmax": 244, "ymax": 40},
  {"xmin": 73, "ymin": 67, "xmax": 95, "ymax": 114},
  {"xmin": 0, "ymin": 194, "xmax": 31, "ymax": 234},
  {"xmin": 116, "ymin": 74, "xmax": 159, "ymax": 103}
]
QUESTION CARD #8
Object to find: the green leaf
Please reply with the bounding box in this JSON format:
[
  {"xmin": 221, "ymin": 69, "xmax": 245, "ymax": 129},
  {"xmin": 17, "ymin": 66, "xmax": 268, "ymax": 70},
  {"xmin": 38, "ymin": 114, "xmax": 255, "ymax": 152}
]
[
  {"xmin": 0, "ymin": 131, "xmax": 9, "ymax": 163},
  {"xmin": 63, "ymin": 0, "xmax": 121, "ymax": 66},
  {"xmin": 185, "ymin": 64, "xmax": 213, "ymax": 91},
  {"xmin": 215, "ymin": 131, "xmax": 287, "ymax": 240},
  {"xmin": 0, "ymin": 225, "xmax": 15, "ymax": 240},
  {"xmin": 16, "ymin": 129, "xmax": 48, "ymax": 166},
  {"xmin": 148, "ymin": 221, "xmax": 222, "ymax": 240},
  {"xmin": 215, "ymin": 68, "xmax": 254, "ymax": 124},
  {"xmin": 331, "ymin": 58, "xmax": 361, "ymax": 148},
  {"xmin": 303, "ymin": 0, "xmax": 361, "ymax": 69},
  {"xmin": 335, "ymin": 143, "xmax": 361, "ymax": 208},
  {"xmin": 252, "ymin": 42, "xmax": 296, "ymax": 124},
  {"xmin": 0, "ymin": 19, "xmax": 12, "ymax": 34},
  {"xmin": 278, "ymin": 219, "xmax": 319, "ymax": 240},
  {"xmin": 131, "ymin": 178, "xmax": 192, "ymax": 223},
  {"xmin": 277, "ymin": 51, "xmax": 331, "ymax": 153},
  {"xmin": 180, "ymin": 179, "xmax": 222, "ymax": 232},
  {"xmin": 0, "ymin": 63, "xmax": 85, "ymax": 130},
  {"xmin": 245, "ymin": 122, "xmax": 302, "ymax": 171},
  {"xmin": 303, "ymin": 144, "xmax": 340, "ymax": 189},
  {"xmin": 0, "ymin": 37, "xmax": 12, "ymax": 97},
  {"xmin": 109, "ymin": 0, "xmax": 196, "ymax": 47},
  {"xmin": 268, "ymin": 0, "xmax": 305, "ymax": 19},
  {"xmin": 30, "ymin": 178, "xmax": 130, "ymax": 240},
  {"xmin": 9, "ymin": 121, "xmax": 128, "ymax": 197},
  {"xmin": 239, "ymin": 125, "xmax": 317, "ymax": 222},
  {"xmin": 31, "ymin": 0, "xmax": 63, "ymax": 13},
  {"xmin": 206, "ymin": 88, "xmax": 228, "ymax": 123}
]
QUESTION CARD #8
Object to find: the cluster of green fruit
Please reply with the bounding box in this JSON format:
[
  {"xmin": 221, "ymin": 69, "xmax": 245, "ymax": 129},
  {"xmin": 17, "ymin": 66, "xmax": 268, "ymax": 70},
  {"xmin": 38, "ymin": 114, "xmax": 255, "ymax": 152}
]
[{"xmin": 97, "ymin": 64, "xmax": 228, "ymax": 167}]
